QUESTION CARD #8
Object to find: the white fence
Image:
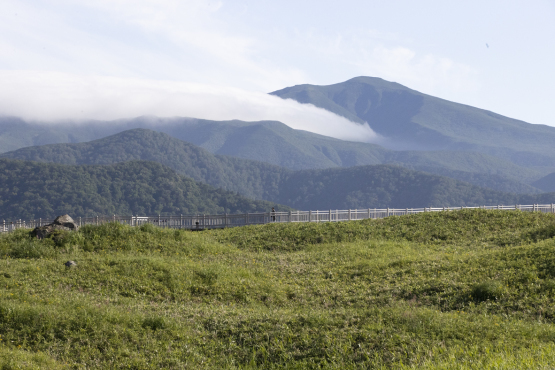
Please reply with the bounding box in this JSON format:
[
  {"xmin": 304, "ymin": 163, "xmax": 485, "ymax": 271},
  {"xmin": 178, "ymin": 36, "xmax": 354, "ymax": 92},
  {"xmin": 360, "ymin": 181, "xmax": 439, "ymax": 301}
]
[{"xmin": 2, "ymin": 204, "xmax": 555, "ymax": 233}]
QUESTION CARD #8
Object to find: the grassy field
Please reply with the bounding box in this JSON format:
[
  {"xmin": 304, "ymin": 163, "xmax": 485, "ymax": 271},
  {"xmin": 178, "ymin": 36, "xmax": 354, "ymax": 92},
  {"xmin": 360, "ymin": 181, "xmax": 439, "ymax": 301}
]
[{"xmin": 1, "ymin": 209, "xmax": 555, "ymax": 369}]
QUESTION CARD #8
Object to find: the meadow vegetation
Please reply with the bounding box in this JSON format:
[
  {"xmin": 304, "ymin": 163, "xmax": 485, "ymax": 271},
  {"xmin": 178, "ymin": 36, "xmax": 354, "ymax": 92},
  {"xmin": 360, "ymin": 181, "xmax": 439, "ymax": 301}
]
[{"xmin": 1, "ymin": 209, "xmax": 555, "ymax": 368}]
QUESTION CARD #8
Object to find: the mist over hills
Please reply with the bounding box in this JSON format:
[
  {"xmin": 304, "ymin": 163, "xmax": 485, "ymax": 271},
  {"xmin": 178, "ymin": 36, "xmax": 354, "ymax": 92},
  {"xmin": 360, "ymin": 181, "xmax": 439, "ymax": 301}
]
[
  {"xmin": 2, "ymin": 75, "xmax": 555, "ymax": 212},
  {"xmin": 271, "ymin": 76, "xmax": 555, "ymax": 168},
  {"xmin": 0, "ymin": 159, "xmax": 289, "ymax": 220},
  {"xmin": 0, "ymin": 119, "xmax": 543, "ymax": 194}
]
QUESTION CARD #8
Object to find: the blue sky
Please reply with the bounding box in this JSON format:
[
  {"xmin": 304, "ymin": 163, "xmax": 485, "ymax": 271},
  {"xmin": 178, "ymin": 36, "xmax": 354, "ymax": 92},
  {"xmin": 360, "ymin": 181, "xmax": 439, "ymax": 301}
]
[{"xmin": 0, "ymin": 0, "xmax": 553, "ymax": 137}]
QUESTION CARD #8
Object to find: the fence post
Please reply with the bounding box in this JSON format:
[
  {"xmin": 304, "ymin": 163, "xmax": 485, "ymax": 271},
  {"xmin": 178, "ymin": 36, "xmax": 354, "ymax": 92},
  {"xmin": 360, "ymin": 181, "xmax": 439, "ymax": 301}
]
[
  {"xmin": 2, "ymin": 220, "xmax": 4, "ymax": 233},
  {"xmin": 348, "ymin": 209, "xmax": 351, "ymax": 221},
  {"xmin": 309, "ymin": 210, "xmax": 312, "ymax": 222},
  {"xmin": 552, "ymin": 204, "xmax": 554, "ymax": 214},
  {"xmin": 387, "ymin": 208, "xmax": 390, "ymax": 217}
]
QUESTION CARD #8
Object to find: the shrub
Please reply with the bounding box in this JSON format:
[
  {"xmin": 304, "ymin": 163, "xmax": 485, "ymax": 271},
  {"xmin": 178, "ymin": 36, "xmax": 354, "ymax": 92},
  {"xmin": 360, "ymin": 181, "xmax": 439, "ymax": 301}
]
[
  {"xmin": 472, "ymin": 281, "xmax": 504, "ymax": 302},
  {"xmin": 142, "ymin": 317, "xmax": 166, "ymax": 331}
]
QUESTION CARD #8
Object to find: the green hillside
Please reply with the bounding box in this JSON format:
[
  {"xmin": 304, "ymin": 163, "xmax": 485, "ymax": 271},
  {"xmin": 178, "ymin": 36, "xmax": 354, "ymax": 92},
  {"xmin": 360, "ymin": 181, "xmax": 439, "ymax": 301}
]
[
  {"xmin": 1, "ymin": 127, "xmax": 543, "ymax": 196},
  {"xmin": 0, "ymin": 129, "xmax": 290, "ymax": 201},
  {"xmin": 273, "ymin": 165, "xmax": 555, "ymax": 210},
  {"xmin": 2, "ymin": 210, "xmax": 555, "ymax": 368},
  {"xmin": 0, "ymin": 159, "xmax": 289, "ymax": 220},
  {"xmin": 271, "ymin": 76, "xmax": 555, "ymax": 168},
  {"xmin": 2, "ymin": 131, "xmax": 554, "ymax": 211}
]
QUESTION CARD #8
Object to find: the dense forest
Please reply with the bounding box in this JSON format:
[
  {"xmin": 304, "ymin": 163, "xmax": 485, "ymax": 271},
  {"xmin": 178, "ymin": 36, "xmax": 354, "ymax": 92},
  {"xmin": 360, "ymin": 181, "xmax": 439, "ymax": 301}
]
[
  {"xmin": 0, "ymin": 159, "xmax": 290, "ymax": 220},
  {"xmin": 1, "ymin": 129, "xmax": 547, "ymax": 207},
  {"xmin": 274, "ymin": 165, "xmax": 555, "ymax": 210},
  {"xmin": 1, "ymin": 156, "xmax": 554, "ymax": 222},
  {"xmin": 0, "ymin": 119, "xmax": 547, "ymax": 193},
  {"xmin": 0, "ymin": 129, "xmax": 290, "ymax": 200}
]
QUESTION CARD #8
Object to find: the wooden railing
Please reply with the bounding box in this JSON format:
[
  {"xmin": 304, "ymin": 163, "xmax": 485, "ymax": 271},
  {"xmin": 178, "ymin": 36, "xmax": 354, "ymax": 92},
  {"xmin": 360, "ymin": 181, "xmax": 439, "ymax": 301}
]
[{"xmin": 2, "ymin": 204, "xmax": 555, "ymax": 233}]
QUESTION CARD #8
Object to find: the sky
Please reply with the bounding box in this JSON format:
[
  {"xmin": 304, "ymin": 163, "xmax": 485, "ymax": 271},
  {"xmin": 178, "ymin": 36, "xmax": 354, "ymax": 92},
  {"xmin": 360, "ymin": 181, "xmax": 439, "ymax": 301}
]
[{"xmin": 0, "ymin": 0, "xmax": 554, "ymax": 141}]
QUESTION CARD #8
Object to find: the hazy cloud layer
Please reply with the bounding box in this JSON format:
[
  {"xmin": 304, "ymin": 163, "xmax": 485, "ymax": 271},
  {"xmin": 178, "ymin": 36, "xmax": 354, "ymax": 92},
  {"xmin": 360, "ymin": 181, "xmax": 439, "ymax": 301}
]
[
  {"xmin": 0, "ymin": 70, "xmax": 380, "ymax": 143},
  {"xmin": 1, "ymin": 0, "xmax": 554, "ymax": 128}
]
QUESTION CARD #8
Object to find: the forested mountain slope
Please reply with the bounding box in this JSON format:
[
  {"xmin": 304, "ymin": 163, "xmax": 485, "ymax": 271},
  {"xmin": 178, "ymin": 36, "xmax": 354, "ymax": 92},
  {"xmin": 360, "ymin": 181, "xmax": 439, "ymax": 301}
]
[
  {"xmin": 273, "ymin": 165, "xmax": 555, "ymax": 210},
  {"xmin": 532, "ymin": 172, "xmax": 555, "ymax": 193},
  {"xmin": 0, "ymin": 129, "xmax": 291, "ymax": 200},
  {"xmin": 0, "ymin": 159, "xmax": 289, "ymax": 220},
  {"xmin": 1, "ymin": 125, "xmax": 542, "ymax": 194}
]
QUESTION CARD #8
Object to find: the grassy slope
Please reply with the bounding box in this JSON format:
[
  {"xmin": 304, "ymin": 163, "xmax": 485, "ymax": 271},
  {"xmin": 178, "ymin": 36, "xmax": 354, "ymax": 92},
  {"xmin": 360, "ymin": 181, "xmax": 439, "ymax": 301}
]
[{"xmin": 2, "ymin": 210, "xmax": 555, "ymax": 368}]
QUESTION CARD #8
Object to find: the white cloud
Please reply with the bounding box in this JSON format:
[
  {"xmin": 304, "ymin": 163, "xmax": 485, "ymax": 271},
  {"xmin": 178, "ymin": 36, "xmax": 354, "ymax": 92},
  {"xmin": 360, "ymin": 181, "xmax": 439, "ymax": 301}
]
[
  {"xmin": 0, "ymin": 70, "xmax": 380, "ymax": 143},
  {"xmin": 360, "ymin": 46, "xmax": 479, "ymax": 94},
  {"xmin": 300, "ymin": 28, "xmax": 479, "ymax": 94}
]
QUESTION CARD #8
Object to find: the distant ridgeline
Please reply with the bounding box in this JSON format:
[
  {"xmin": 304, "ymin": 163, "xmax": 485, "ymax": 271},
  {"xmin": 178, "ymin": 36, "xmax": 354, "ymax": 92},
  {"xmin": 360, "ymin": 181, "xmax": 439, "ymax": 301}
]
[
  {"xmin": 0, "ymin": 114, "xmax": 551, "ymax": 196},
  {"xmin": 1, "ymin": 133, "xmax": 555, "ymax": 220},
  {"xmin": 1, "ymin": 76, "xmax": 555, "ymax": 214}
]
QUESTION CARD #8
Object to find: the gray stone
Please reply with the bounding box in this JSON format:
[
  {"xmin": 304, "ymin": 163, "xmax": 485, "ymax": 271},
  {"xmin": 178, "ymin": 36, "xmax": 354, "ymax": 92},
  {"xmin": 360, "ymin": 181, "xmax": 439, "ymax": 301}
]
[
  {"xmin": 64, "ymin": 260, "xmax": 77, "ymax": 268},
  {"xmin": 31, "ymin": 214, "xmax": 79, "ymax": 240}
]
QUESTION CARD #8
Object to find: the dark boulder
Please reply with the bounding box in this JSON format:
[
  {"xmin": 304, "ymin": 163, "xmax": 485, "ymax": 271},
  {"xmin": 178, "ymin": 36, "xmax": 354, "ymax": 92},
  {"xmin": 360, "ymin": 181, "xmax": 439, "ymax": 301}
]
[
  {"xmin": 31, "ymin": 214, "xmax": 79, "ymax": 240},
  {"xmin": 64, "ymin": 260, "xmax": 77, "ymax": 268}
]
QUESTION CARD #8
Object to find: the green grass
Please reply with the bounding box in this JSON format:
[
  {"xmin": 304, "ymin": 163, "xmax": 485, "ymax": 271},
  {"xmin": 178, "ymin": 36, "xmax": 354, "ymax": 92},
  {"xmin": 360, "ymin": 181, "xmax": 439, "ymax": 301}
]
[{"xmin": 1, "ymin": 209, "xmax": 555, "ymax": 368}]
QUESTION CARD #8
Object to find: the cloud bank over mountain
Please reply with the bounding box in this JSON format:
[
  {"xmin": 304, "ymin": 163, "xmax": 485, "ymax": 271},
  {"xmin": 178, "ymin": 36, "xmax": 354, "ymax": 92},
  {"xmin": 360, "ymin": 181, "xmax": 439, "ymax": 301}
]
[{"xmin": 0, "ymin": 70, "xmax": 380, "ymax": 143}]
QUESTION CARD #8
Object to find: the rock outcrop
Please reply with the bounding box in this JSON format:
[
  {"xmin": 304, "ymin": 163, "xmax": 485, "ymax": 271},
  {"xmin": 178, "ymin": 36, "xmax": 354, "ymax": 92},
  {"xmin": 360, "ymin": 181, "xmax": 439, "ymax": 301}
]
[{"xmin": 31, "ymin": 214, "xmax": 79, "ymax": 239}]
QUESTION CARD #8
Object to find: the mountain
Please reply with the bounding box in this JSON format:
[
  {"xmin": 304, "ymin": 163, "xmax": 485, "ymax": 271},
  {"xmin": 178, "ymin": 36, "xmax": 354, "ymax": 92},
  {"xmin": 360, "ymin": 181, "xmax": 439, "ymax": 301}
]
[
  {"xmin": 0, "ymin": 159, "xmax": 290, "ymax": 220},
  {"xmin": 0, "ymin": 129, "xmax": 290, "ymax": 200},
  {"xmin": 2, "ymin": 132, "xmax": 554, "ymax": 212},
  {"xmin": 0, "ymin": 119, "xmax": 543, "ymax": 194},
  {"xmin": 270, "ymin": 76, "xmax": 555, "ymax": 168},
  {"xmin": 532, "ymin": 172, "xmax": 555, "ymax": 193},
  {"xmin": 273, "ymin": 165, "xmax": 555, "ymax": 210}
]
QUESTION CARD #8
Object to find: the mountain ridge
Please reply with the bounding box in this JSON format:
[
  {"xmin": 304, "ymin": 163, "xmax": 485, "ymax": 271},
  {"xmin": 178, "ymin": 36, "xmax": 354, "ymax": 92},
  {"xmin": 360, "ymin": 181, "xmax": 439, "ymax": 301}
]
[
  {"xmin": 0, "ymin": 128, "xmax": 543, "ymax": 197},
  {"xmin": 2, "ymin": 130, "xmax": 554, "ymax": 213},
  {"xmin": 271, "ymin": 76, "xmax": 555, "ymax": 167}
]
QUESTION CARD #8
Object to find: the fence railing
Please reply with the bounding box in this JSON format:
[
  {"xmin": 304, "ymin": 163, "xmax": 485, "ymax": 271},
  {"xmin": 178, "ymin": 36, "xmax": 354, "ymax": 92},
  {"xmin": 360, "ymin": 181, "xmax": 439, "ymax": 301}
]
[{"xmin": 2, "ymin": 204, "xmax": 555, "ymax": 233}]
